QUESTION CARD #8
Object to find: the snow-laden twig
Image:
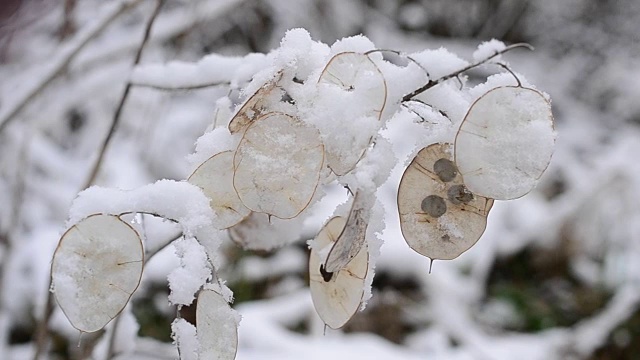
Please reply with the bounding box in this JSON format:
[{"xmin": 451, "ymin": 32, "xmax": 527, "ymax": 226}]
[
  {"xmin": 129, "ymin": 52, "xmax": 269, "ymax": 90},
  {"xmin": 0, "ymin": 0, "xmax": 144, "ymax": 135},
  {"xmin": 83, "ymin": 0, "xmax": 164, "ymax": 189},
  {"xmin": 401, "ymin": 43, "xmax": 533, "ymax": 102}
]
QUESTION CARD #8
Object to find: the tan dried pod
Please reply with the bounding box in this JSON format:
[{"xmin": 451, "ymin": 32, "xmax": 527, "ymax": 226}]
[
  {"xmin": 323, "ymin": 191, "xmax": 369, "ymax": 274},
  {"xmin": 196, "ymin": 289, "xmax": 239, "ymax": 360},
  {"xmin": 309, "ymin": 216, "xmax": 368, "ymax": 329},
  {"xmin": 228, "ymin": 71, "xmax": 283, "ymax": 134},
  {"xmin": 455, "ymin": 86, "xmax": 555, "ymax": 200},
  {"xmin": 317, "ymin": 52, "xmax": 387, "ymax": 175},
  {"xmin": 233, "ymin": 112, "xmax": 324, "ymax": 219},
  {"xmin": 188, "ymin": 151, "xmax": 251, "ymax": 230},
  {"xmin": 398, "ymin": 143, "xmax": 494, "ymax": 260},
  {"xmin": 51, "ymin": 214, "xmax": 144, "ymax": 333}
]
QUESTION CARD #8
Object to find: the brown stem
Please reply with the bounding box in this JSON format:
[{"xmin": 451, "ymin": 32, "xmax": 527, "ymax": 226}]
[
  {"xmin": 59, "ymin": 0, "xmax": 77, "ymax": 40},
  {"xmin": 401, "ymin": 43, "xmax": 534, "ymax": 102},
  {"xmin": 32, "ymin": 292, "xmax": 55, "ymax": 360},
  {"xmin": 83, "ymin": 0, "xmax": 165, "ymax": 189},
  {"xmin": 33, "ymin": 2, "xmax": 164, "ymax": 359},
  {"xmin": 130, "ymin": 80, "xmax": 231, "ymax": 91}
]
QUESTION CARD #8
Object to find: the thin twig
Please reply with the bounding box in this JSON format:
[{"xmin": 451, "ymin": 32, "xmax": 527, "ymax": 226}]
[
  {"xmin": 76, "ymin": 0, "xmax": 252, "ymax": 71},
  {"xmin": 0, "ymin": 0, "xmax": 144, "ymax": 135},
  {"xmin": 403, "ymin": 98, "xmax": 452, "ymax": 123},
  {"xmin": 130, "ymin": 80, "xmax": 230, "ymax": 91},
  {"xmin": 34, "ymin": 2, "xmax": 157, "ymax": 358},
  {"xmin": 83, "ymin": 0, "xmax": 164, "ymax": 189},
  {"xmin": 145, "ymin": 230, "xmax": 183, "ymax": 264},
  {"xmin": 495, "ymin": 62, "xmax": 522, "ymax": 87},
  {"xmin": 102, "ymin": 6, "xmax": 165, "ymax": 359},
  {"xmin": 0, "ymin": 129, "xmax": 31, "ymax": 354},
  {"xmin": 31, "ymin": 4, "xmax": 147, "ymax": 359},
  {"xmin": 117, "ymin": 211, "xmax": 179, "ymax": 224},
  {"xmin": 58, "ymin": 0, "xmax": 77, "ymax": 40},
  {"xmin": 365, "ymin": 48, "xmax": 431, "ymax": 78},
  {"xmin": 105, "ymin": 312, "xmax": 124, "ymax": 360},
  {"xmin": 401, "ymin": 43, "xmax": 534, "ymax": 102},
  {"xmin": 32, "ymin": 296, "xmax": 55, "ymax": 360}
]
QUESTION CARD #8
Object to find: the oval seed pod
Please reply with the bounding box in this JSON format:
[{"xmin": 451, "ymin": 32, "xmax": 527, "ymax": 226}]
[
  {"xmin": 188, "ymin": 151, "xmax": 251, "ymax": 230},
  {"xmin": 398, "ymin": 143, "xmax": 494, "ymax": 260},
  {"xmin": 51, "ymin": 214, "xmax": 144, "ymax": 333},
  {"xmin": 233, "ymin": 112, "xmax": 324, "ymax": 219},
  {"xmin": 228, "ymin": 71, "xmax": 283, "ymax": 134},
  {"xmin": 317, "ymin": 52, "xmax": 387, "ymax": 175},
  {"xmin": 455, "ymin": 86, "xmax": 555, "ymax": 200},
  {"xmin": 196, "ymin": 289, "xmax": 239, "ymax": 360},
  {"xmin": 323, "ymin": 191, "xmax": 369, "ymax": 273},
  {"xmin": 309, "ymin": 216, "xmax": 368, "ymax": 329}
]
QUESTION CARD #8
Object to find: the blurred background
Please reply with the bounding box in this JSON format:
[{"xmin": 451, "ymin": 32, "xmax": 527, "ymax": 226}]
[{"xmin": 1, "ymin": 0, "xmax": 639, "ymax": 359}]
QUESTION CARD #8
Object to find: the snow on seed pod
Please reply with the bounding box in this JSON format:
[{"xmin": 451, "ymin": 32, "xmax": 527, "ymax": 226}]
[
  {"xmin": 233, "ymin": 112, "xmax": 324, "ymax": 219},
  {"xmin": 51, "ymin": 214, "xmax": 144, "ymax": 333},
  {"xmin": 455, "ymin": 86, "xmax": 555, "ymax": 200},
  {"xmin": 315, "ymin": 52, "xmax": 387, "ymax": 176}
]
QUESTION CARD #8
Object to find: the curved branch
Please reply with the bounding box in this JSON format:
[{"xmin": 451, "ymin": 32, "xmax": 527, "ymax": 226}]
[{"xmin": 401, "ymin": 43, "xmax": 534, "ymax": 102}]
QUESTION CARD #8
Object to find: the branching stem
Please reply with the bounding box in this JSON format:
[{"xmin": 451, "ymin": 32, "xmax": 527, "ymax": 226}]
[{"xmin": 401, "ymin": 43, "xmax": 533, "ymax": 102}]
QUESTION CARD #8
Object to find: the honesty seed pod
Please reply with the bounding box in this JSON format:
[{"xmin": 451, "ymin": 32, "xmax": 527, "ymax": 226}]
[
  {"xmin": 309, "ymin": 216, "xmax": 368, "ymax": 329},
  {"xmin": 455, "ymin": 86, "xmax": 555, "ymax": 200},
  {"xmin": 51, "ymin": 214, "xmax": 144, "ymax": 333},
  {"xmin": 188, "ymin": 150, "xmax": 251, "ymax": 230},
  {"xmin": 233, "ymin": 112, "xmax": 324, "ymax": 219},
  {"xmin": 398, "ymin": 143, "xmax": 494, "ymax": 261}
]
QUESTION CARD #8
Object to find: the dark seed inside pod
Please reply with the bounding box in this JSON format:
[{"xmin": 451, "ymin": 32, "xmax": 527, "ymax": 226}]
[
  {"xmin": 433, "ymin": 158, "xmax": 458, "ymax": 182},
  {"xmin": 421, "ymin": 195, "xmax": 447, "ymax": 217},
  {"xmin": 447, "ymin": 184, "xmax": 474, "ymax": 205},
  {"xmin": 319, "ymin": 264, "xmax": 334, "ymax": 282}
]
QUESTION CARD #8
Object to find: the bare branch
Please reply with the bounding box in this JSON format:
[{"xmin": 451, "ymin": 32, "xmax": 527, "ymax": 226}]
[
  {"xmin": 83, "ymin": 0, "xmax": 164, "ymax": 189},
  {"xmin": 75, "ymin": 0, "xmax": 253, "ymax": 71},
  {"xmin": 130, "ymin": 81, "xmax": 231, "ymax": 91},
  {"xmin": 0, "ymin": 0, "xmax": 144, "ymax": 135},
  {"xmin": 401, "ymin": 43, "xmax": 534, "ymax": 102},
  {"xmin": 58, "ymin": 0, "xmax": 77, "ymax": 40}
]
